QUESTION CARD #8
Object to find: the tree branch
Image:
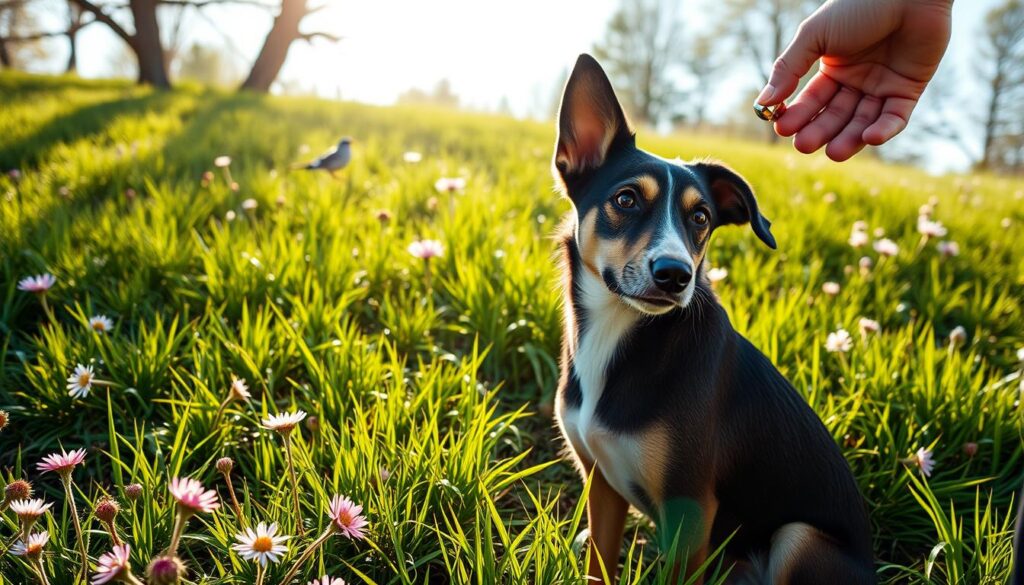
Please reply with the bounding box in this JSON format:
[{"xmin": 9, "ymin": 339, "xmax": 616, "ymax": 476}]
[
  {"xmin": 69, "ymin": 0, "xmax": 134, "ymax": 44},
  {"xmin": 158, "ymin": 0, "xmax": 276, "ymax": 8},
  {"xmin": 2, "ymin": 19, "xmax": 96, "ymax": 42},
  {"xmin": 297, "ymin": 30, "xmax": 340, "ymax": 43}
]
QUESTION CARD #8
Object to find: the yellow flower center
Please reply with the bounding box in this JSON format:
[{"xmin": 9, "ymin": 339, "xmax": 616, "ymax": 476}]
[
  {"xmin": 337, "ymin": 510, "xmax": 352, "ymax": 525},
  {"xmin": 92, "ymin": 322, "xmax": 106, "ymax": 331},
  {"xmin": 251, "ymin": 535, "xmax": 274, "ymax": 553},
  {"xmin": 78, "ymin": 373, "xmax": 92, "ymax": 387},
  {"xmin": 26, "ymin": 543, "xmax": 42, "ymax": 557}
]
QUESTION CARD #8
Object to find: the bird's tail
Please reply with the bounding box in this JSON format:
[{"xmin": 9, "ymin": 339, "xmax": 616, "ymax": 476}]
[{"xmin": 289, "ymin": 161, "xmax": 316, "ymax": 171}]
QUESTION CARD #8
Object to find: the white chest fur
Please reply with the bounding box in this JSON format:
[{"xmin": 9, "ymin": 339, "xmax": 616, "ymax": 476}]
[{"xmin": 558, "ymin": 271, "xmax": 649, "ymax": 509}]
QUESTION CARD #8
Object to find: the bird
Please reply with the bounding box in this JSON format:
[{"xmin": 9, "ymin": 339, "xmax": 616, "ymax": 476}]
[{"xmin": 293, "ymin": 137, "xmax": 352, "ymax": 178}]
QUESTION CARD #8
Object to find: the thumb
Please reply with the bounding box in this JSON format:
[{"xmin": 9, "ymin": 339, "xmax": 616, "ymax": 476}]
[{"xmin": 756, "ymin": 19, "xmax": 823, "ymax": 106}]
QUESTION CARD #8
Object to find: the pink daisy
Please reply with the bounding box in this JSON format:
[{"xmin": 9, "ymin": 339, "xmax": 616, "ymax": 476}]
[
  {"xmin": 169, "ymin": 477, "xmax": 219, "ymax": 515},
  {"xmin": 37, "ymin": 448, "xmax": 86, "ymax": 476},
  {"xmin": 408, "ymin": 239, "xmax": 444, "ymax": 260},
  {"xmin": 92, "ymin": 543, "xmax": 132, "ymax": 584},
  {"xmin": 17, "ymin": 273, "xmax": 56, "ymax": 293},
  {"xmin": 327, "ymin": 494, "xmax": 368, "ymax": 540},
  {"xmin": 434, "ymin": 177, "xmax": 466, "ymax": 193}
]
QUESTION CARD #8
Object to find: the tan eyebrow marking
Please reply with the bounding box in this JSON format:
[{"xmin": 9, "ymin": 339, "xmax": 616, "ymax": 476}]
[
  {"xmin": 636, "ymin": 175, "xmax": 660, "ymax": 203},
  {"xmin": 682, "ymin": 186, "xmax": 703, "ymax": 209}
]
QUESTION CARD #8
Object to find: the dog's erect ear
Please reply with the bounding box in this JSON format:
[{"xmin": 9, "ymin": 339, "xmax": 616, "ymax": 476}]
[
  {"xmin": 694, "ymin": 161, "xmax": 777, "ymax": 249},
  {"xmin": 554, "ymin": 54, "xmax": 634, "ymax": 184}
]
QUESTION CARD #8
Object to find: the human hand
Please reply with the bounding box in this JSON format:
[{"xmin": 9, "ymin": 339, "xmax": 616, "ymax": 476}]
[{"xmin": 757, "ymin": 0, "xmax": 952, "ymax": 161}]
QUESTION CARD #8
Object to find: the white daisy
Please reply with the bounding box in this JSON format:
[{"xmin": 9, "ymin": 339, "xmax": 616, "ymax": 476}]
[
  {"xmin": 848, "ymin": 229, "xmax": 869, "ymax": 248},
  {"xmin": 858, "ymin": 318, "xmax": 880, "ymax": 338},
  {"xmin": 88, "ymin": 315, "xmax": 114, "ymax": 333},
  {"xmin": 229, "ymin": 376, "xmax": 251, "ymax": 402},
  {"xmin": 10, "ymin": 531, "xmax": 48, "ymax": 558},
  {"xmin": 232, "ymin": 522, "xmax": 290, "ymax": 566},
  {"xmin": 308, "ymin": 577, "xmax": 347, "ymax": 585},
  {"xmin": 403, "ymin": 151, "xmax": 422, "ymax": 163},
  {"xmin": 821, "ymin": 282, "xmax": 840, "ymax": 296},
  {"xmin": 67, "ymin": 364, "xmax": 96, "ymax": 398},
  {"xmin": 916, "ymin": 216, "xmax": 947, "ymax": 238},
  {"xmin": 261, "ymin": 410, "xmax": 307, "ymax": 433},
  {"xmin": 10, "ymin": 498, "xmax": 53, "ymax": 522},
  {"xmin": 914, "ymin": 448, "xmax": 935, "ymax": 477},
  {"xmin": 873, "ymin": 238, "xmax": 899, "ymax": 257},
  {"xmin": 706, "ymin": 267, "xmax": 728, "ymax": 283},
  {"xmin": 825, "ymin": 329, "xmax": 853, "ymax": 353}
]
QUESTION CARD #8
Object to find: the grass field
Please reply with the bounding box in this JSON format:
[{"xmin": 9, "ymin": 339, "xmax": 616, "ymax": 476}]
[{"xmin": 1, "ymin": 72, "xmax": 1024, "ymax": 584}]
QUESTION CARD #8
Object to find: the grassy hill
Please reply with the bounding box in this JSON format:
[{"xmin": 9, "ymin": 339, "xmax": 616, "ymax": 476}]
[{"xmin": 1, "ymin": 72, "xmax": 1023, "ymax": 584}]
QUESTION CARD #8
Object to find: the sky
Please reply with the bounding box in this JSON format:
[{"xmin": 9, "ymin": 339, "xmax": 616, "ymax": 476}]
[{"xmin": 29, "ymin": 0, "xmax": 998, "ymax": 171}]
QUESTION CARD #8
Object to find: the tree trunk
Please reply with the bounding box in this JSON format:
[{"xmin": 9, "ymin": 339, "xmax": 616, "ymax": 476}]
[
  {"xmin": 0, "ymin": 37, "xmax": 11, "ymax": 68},
  {"xmin": 240, "ymin": 0, "xmax": 308, "ymax": 93},
  {"xmin": 979, "ymin": 73, "xmax": 1003, "ymax": 170},
  {"xmin": 129, "ymin": 0, "xmax": 170, "ymax": 88},
  {"xmin": 65, "ymin": 1, "xmax": 80, "ymax": 72}
]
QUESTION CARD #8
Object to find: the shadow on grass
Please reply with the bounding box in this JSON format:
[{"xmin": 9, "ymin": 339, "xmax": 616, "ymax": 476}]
[{"xmin": 0, "ymin": 91, "xmax": 178, "ymax": 169}]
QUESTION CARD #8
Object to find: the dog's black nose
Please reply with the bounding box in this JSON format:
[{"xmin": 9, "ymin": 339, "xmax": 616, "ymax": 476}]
[{"xmin": 651, "ymin": 258, "xmax": 692, "ymax": 294}]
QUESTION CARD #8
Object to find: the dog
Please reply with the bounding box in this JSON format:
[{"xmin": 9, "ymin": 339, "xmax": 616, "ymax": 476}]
[{"xmin": 551, "ymin": 54, "xmax": 876, "ymax": 584}]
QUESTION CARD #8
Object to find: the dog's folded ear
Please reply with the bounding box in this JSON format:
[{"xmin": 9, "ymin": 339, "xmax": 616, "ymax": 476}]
[
  {"xmin": 694, "ymin": 161, "xmax": 777, "ymax": 249},
  {"xmin": 554, "ymin": 54, "xmax": 634, "ymax": 187}
]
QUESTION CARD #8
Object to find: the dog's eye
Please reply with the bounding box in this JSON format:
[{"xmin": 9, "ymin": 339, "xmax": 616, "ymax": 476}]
[
  {"xmin": 691, "ymin": 210, "xmax": 709, "ymax": 226},
  {"xmin": 614, "ymin": 189, "xmax": 638, "ymax": 210}
]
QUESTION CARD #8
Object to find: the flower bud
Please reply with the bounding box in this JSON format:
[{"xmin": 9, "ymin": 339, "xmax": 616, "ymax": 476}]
[
  {"xmin": 949, "ymin": 326, "xmax": 967, "ymax": 348},
  {"xmin": 147, "ymin": 555, "xmax": 185, "ymax": 585},
  {"xmin": 95, "ymin": 497, "xmax": 120, "ymax": 523},
  {"xmin": 216, "ymin": 457, "xmax": 234, "ymax": 474},
  {"xmin": 124, "ymin": 483, "xmax": 143, "ymax": 501},
  {"xmin": 305, "ymin": 416, "xmax": 320, "ymax": 433},
  {"xmin": 4, "ymin": 479, "xmax": 32, "ymax": 502},
  {"xmin": 962, "ymin": 442, "xmax": 978, "ymax": 458}
]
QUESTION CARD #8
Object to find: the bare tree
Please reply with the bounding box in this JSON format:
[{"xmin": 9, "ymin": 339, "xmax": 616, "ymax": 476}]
[
  {"xmin": 0, "ymin": 0, "xmax": 55, "ymax": 69},
  {"xmin": 977, "ymin": 0, "xmax": 1024, "ymax": 172},
  {"xmin": 683, "ymin": 33, "xmax": 721, "ymax": 129},
  {"xmin": 240, "ymin": 0, "xmax": 338, "ymax": 93},
  {"xmin": 591, "ymin": 0, "xmax": 685, "ymax": 127},
  {"xmin": 719, "ymin": 0, "xmax": 816, "ymax": 141},
  {"xmin": 64, "ymin": 0, "xmax": 83, "ymax": 71}
]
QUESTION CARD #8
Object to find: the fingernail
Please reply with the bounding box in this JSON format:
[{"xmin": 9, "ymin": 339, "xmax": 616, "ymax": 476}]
[{"xmin": 756, "ymin": 84, "xmax": 776, "ymax": 105}]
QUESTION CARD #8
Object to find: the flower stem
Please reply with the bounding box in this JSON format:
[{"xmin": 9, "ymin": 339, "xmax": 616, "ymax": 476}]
[
  {"xmin": 123, "ymin": 571, "xmax": 145, "ymax": 585},
  {"xmin": 167, "ymin": 508, "xmax": 189, "ymax": 555},
  {"xmin": 61, "ymin": 475, "xmax": 88, "ymax": 583},
  {"xmin": 255, "ymin": 563, "xmax": 265, "ymax": 585},
  {"xmin": 282, "ymin": 433, "xmax": 305, "ymax": 537},
  {"xmin": 223, "ymin": 473, "xmax": 247, "ymax": 529},
  {"xmin": 34, "ymin": 557, "xmax": 50, "ymax": 585},
  {"xmin": 103, "ymin": 519, "xmax": 122, "ymax": 546},
  {"xmin": 210, "ymin": 396, "xmax": 231, "ymax": 432},
  {"xmin": 277, "ymin": 528, "xmax": 332, "ymax": 585}
]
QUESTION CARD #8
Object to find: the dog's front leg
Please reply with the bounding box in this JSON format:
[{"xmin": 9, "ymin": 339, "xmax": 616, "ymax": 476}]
[
  {"xmin": 662, "ymin": 494, "xmax": 718, "ymax": 585},
  {"xmin": 586, "ymin": 466, "xmax": 629, "ymax": 582}
]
